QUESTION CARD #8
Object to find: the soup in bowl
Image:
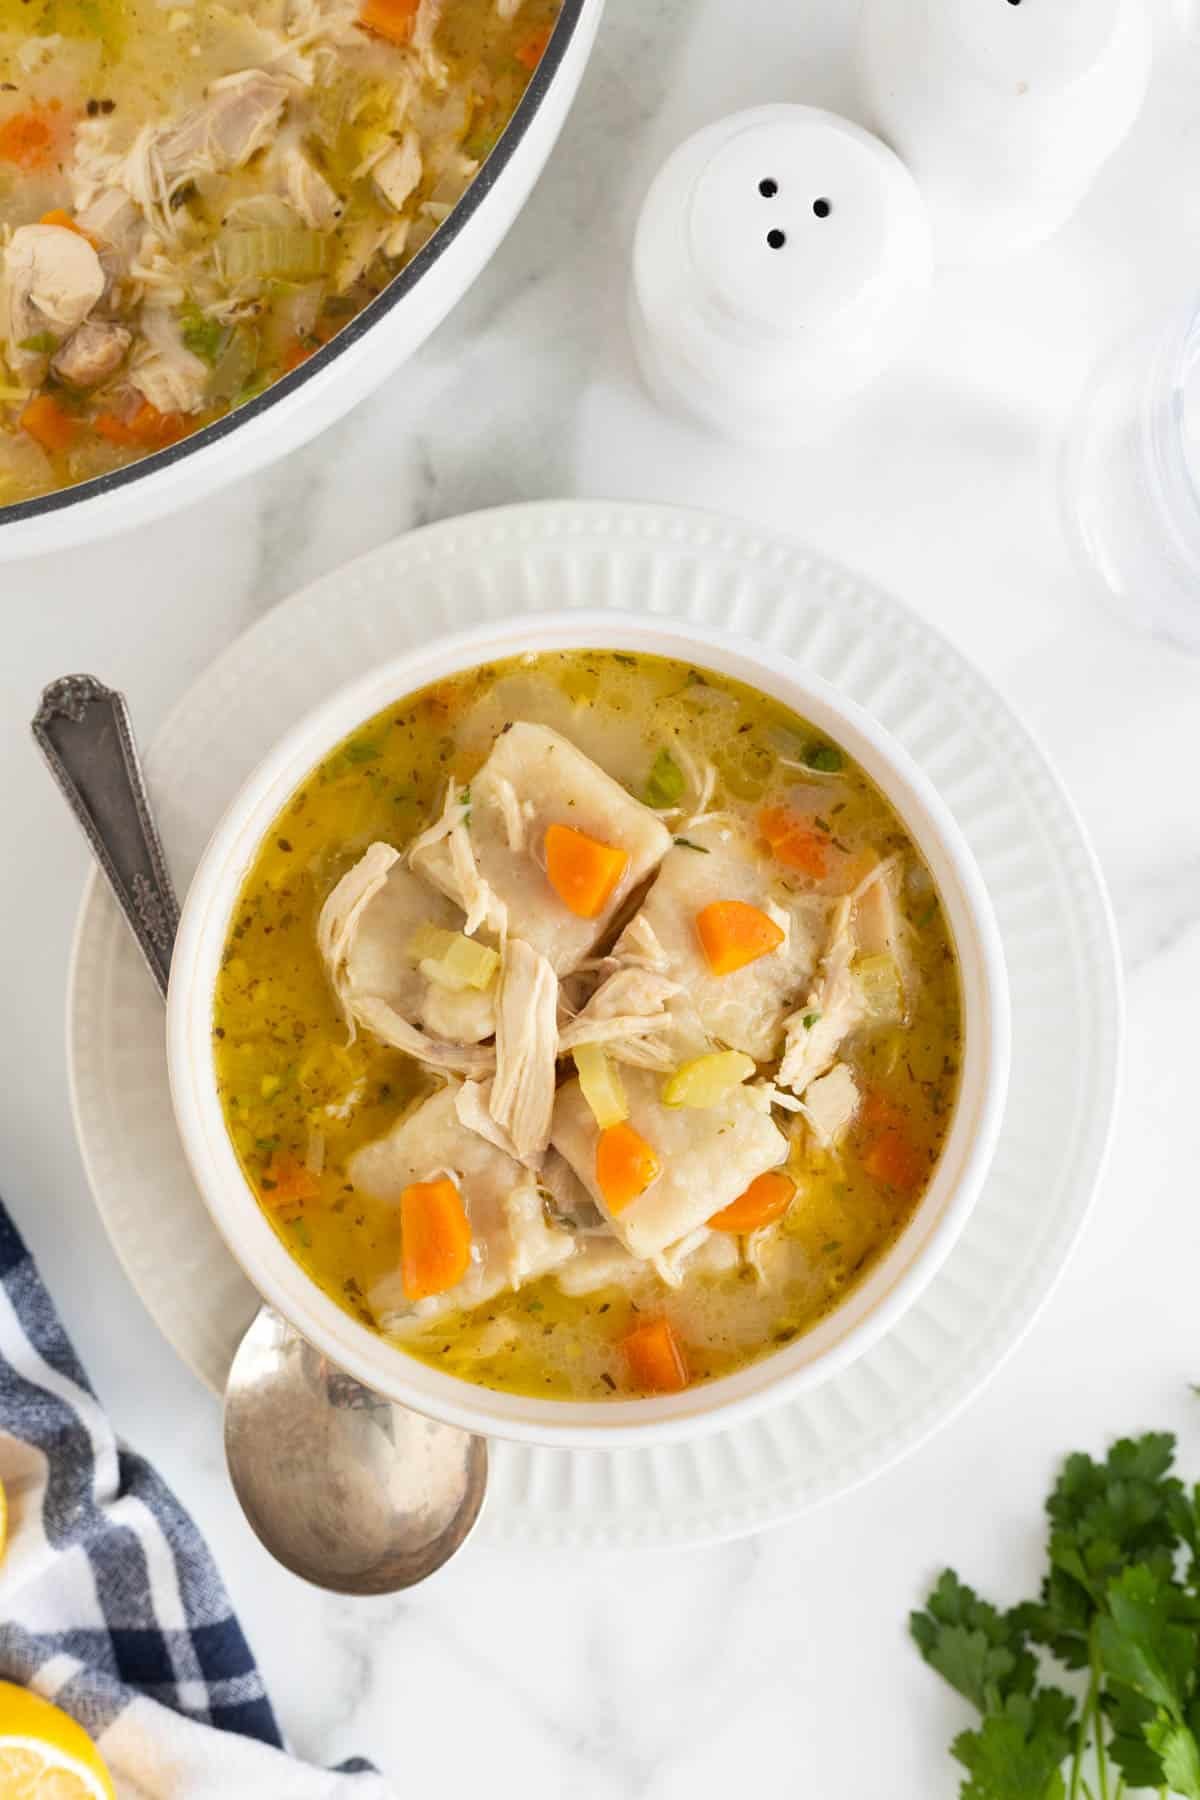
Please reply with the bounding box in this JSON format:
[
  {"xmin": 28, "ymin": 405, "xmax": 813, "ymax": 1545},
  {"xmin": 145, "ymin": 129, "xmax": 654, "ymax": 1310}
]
[{"xmin": 167, "ymin": 613, "xmax": 1009, "ymax": 1445}]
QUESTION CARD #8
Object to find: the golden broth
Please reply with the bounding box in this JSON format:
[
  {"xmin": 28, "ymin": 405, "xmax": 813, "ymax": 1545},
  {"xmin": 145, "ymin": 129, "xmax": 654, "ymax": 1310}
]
[{"xmin": 213, "ymin": 651, "xmax": 963, "ymax": 1401}]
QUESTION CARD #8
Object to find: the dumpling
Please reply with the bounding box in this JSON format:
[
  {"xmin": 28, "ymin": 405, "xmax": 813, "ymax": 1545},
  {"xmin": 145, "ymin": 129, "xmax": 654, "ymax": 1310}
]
[
  {"xmin": 551, "ymin": 1066, "xmax": 788, "ymax": 1261},
  {"xmin": 411, "ymin": 723, "xmax": 672, "ymax": 974},
  {"xmin": 353, "ymin": 1083, "xmax": 575, "ymax": 1329},
  {"xmin": 610, "ymin": 821, "xmax": 827, "ymax": 1061},
  {"xmin": 317, "ymin": 844, "xmax": 498, "ymax": 1074}
]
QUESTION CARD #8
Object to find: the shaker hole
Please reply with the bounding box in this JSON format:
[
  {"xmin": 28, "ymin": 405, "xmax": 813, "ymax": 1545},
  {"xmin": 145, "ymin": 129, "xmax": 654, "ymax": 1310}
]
[
  {"xmin": 813, "ymin": 198, "xmax": 832, "ymax": 219},
  {"xmin": 759, "ymin": 178, "xmax": 778, "ymax": 198},
  {"xmin": 767, "ymin": 228, "xmax": 787, "ymax": 250}
]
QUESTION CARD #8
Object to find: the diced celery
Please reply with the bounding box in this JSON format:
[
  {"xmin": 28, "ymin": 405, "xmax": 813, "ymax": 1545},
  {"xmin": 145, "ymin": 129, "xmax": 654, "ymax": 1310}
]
[
  {"xmin": 574, "ymin": 1044, "xmax": 628, "ymax": 1129},
  {"xmin": 661, "ymin": 1051, "xmax": 756, "ymax": 1109},
  {"xmin": 217, "ymin": 227, "xmax": 331, "ymax": 285},
  {"xmin": 854, "ymin": 953, "xmax": 904, "ymax": 1022},
  {"xmin": 643, "ymin": 748, "xmax": 684, "ymax": 810},
  {"xmin": 410, "ymin": 926, "xmax": 500, "ymax": 992}
]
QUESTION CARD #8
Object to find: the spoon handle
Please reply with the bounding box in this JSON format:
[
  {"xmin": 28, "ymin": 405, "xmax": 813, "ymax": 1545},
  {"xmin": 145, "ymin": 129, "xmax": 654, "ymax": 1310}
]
[{"xmin": 33, "ymin": 675, "xmax": 178, "ymax": 1002}]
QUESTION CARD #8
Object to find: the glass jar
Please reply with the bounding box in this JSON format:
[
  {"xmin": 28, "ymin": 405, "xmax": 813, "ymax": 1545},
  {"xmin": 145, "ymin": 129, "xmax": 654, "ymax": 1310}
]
[{"xmin": 1062, "ymin": 300, "xmax": 1200, "ymax": 653}]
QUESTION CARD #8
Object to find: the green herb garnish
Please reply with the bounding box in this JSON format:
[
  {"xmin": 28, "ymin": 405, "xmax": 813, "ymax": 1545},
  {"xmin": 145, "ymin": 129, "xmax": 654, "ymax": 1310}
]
[
  {"xmin": 180, "ymin": 305, "xmax": 226, "ymax": 366},
  {"xmin": 644, "ymin": 748, "xmax": 685, "ymax": 810},
  {"xmin": 18, "ymin": 331, "xmax": 58, "ymax": 354},
  {"xmin": 674, "ymin": 837, "xmax": 710, "ymax": 853},
  {"xmin": 344, "ymin": 739, "xmax": 383, "ymax": 765},
  {"xmin": 912, "ymin": 1430, "xmax": 1200, "ymax": 1798},
  {"xmin": 805, "ymin": 743, "xmax": 844, "ymax": 773},
  {"xmin": 802, "ymin": 1012, "xmax": 821, "ymax": 1030}
]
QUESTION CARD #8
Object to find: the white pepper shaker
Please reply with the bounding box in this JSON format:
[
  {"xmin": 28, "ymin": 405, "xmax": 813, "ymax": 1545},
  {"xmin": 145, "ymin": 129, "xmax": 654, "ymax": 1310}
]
[
  {"xmin": 629, "ymin": 104, "xmax": 933, "ymax": 448},
  {"xmin": 856, "ymin": 0, "xmax": 1153, "ymax": 266}
]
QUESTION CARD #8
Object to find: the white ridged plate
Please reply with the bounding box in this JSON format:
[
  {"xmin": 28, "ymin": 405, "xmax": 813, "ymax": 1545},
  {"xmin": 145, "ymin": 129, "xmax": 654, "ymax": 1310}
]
[{"xmin": 67, "ymin": 501, "xmax": 1121, "ymax": 1549}]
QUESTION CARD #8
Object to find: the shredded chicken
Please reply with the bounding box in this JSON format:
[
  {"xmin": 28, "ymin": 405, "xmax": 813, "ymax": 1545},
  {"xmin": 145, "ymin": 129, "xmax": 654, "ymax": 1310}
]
[
  {"xmin": 408, "ymin": 776, "xmax": 470, "ymax": 858},
  {"xmin": 52, "ymin": 320, "xmax": 131, "ymax": 389},
  {"xmin": 490, "ymin": 939, "xmax": 558, "ymax": 1163},
  {"xmin": 373, "ymin": 130, "xmax": 422, "ymax": 213},
  {"xmin": 282, "ymin": 146, "xmax": 343, "ymax": 229},
  {"xmin": 803, "ymin": 1062, "xmax": 861, "ymax": 1147},
  {"xmin": 494, "ymin": 775, "xmax": 526, "ymax": 854},
  {"xmin": 557, "ymin": 967, "xmax": 681, "ymax": 1056},
  {"xmin": 352, "ymin": 995, "xmax": 496, "ymax": 1076},
  {"xmin": 455, "ymin": 1078, "xmax": 522, "ymax": 1164},
  {"xmin": 777, "ymin": 898, "xmax": 864, "ymax": 1096},
  {"xmin": 410, "ymin": 776, "xmax": 506, "ymax": 941},
  {"xmin": 129, "ymin": 304, "xmax": 210, "ymax": 414},
  {"xmin": 1, "ymin": 225, "xmax": 105, "ymax": 381},
  {"xmin": 317, "ymin": 842, "xmax": 401, "ymax": 1037},
  {"xmin": 75, "ymin": 191, "xmax": 143, "ymax": 268},
  {"xmin": 158, "ymin": 70, "xmax": 293, "ymax": 185},
  {"xmin": 615, "ymin": 911, "xmax": 672, "ymax": 973}
]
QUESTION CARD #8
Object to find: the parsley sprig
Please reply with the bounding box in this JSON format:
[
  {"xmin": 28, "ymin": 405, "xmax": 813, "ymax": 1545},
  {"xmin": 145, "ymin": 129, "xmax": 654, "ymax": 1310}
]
[{"xmin": 912, "ymin": 1433, "xmax": 1200, "ymax": 1799}]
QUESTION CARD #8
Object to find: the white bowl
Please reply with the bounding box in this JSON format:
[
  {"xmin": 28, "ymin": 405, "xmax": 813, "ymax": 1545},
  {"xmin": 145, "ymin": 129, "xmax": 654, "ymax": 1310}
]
[{"xmin": 166, "ymin": 610, "xmax": 1010, "ymax": 1448}]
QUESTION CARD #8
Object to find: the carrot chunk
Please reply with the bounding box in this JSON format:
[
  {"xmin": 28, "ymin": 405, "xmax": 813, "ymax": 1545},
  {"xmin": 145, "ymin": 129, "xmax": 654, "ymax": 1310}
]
[
  {"xmin": 93, "ymin": 402, "xmax": 188, "ymax": 451},
  {"xmin": 545, "ymin": 823, "xmax": 629, "ymax": 919},
  {"xmin": 0, "ymin": 104, "xmax": 63, "ymax": 171},
  {"xmin": 515, "ymin": 24, "xmax": 552, "ymax": 69},
  {"xmin": 401, "ymin": 1177, "xmax": 472, "ymax": 1301},
  {"xmin": 595, "ymin": 1122, "xmax": 660, "ymax": 1214},
  {"xmin": 759, "ymin": 807, "xmax": 830, "ymax": 878},
  {"xmin": 862, "ymin": 1127, "xmax": 924, "ymax": 1194},
  {"xmin": 38, "ymin": 207, "xmax": 96, "ymax": 243},
  {"xmin": 695, "ymin": 900, "xmax": 785, "ymax": 976},
  {"xmin": 260, "ymin": 1153, "xmax": 321, "ymax": 1215},
  {"xmin": 20, "ymin": 394, "xmax": 76, "ymax": 454},
  {"xmin": 358, "ymin": 0, "xmax": 420, "ymax": 45},
  {"xmin": 623, "ymin": 1318, "xmax": 689, "ymax": 1394},
  {"xmin": 709, "ymin": 1170, "xmax": 796, "ymax": 1234}
]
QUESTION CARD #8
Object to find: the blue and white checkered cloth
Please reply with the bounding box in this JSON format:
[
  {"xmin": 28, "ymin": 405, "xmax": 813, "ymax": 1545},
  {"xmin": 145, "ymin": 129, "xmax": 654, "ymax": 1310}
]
[{"xmin": 0, "ymin": 1200, "xmax": 396, "ymax": 1798}]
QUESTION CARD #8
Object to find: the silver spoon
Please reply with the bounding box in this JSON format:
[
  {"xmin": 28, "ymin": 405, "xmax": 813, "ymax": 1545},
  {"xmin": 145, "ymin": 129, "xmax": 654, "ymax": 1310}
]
[{"xmin": 34, "ymin": 674, "xmax": 488, "ymax": 1594}]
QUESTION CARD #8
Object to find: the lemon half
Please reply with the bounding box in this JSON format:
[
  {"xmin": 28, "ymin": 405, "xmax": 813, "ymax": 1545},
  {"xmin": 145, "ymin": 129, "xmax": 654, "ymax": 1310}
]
[{"xmin": 0, "ymin": 1683, "xmax": 115, "ymax": 1799}]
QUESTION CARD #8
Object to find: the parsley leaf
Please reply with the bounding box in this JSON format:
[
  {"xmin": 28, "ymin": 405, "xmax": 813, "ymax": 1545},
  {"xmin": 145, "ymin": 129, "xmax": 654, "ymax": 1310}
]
[
  {"xmin": 1149, "ymin": 1714, "xmax": 1200, "ymax": 1798},
  {"xmin": 913, "ymin": 1430, "xmax": 1200, "ymax": 1798},
  {"xmin": 952, "ymin": 1691, "xmax": 1074, "ymax": 1800},
  {"xmin": 911, "ymin": 1571, "xmax": 1037, "ymax": 1712}
]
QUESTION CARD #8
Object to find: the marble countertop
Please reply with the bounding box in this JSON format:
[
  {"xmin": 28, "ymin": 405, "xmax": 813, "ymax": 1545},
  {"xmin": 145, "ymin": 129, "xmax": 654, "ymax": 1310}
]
[{"xmin": 3, "ymin": 0, "xmax": 1200, "ymax": 1792}]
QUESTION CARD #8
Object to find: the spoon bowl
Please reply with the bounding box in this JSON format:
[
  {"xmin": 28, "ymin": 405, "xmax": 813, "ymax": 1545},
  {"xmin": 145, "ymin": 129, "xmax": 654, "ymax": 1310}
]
[{"xmin": 225, "ymin": 1307, "xmax": 488, "ymax": 1594}]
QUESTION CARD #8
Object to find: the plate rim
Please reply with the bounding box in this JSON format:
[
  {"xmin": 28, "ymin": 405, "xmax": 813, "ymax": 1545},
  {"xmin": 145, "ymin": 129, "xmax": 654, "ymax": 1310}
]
[{"xmin": 65, "ymin": 497, "xmax": 1124, "ymax": 1547}]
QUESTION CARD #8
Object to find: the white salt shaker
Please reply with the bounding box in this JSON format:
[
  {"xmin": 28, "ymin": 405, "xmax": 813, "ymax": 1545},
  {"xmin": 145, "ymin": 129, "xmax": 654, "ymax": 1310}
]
[
  {"xmin": 856, "ymin": 0, "xmax": 1153, "ymax": 266},
  {"xmin": 629, "ymin": 104, "xmax": 933, "ymax": 448}
]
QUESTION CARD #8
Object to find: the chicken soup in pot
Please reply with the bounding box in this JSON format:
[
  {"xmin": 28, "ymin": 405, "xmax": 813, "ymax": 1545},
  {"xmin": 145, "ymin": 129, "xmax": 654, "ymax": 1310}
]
[
  {"xmin": 0, "ymin": 0, "xmax": 560, "ymax": 502},
  {"xmin": 212, "ymin": 652, "xmax": 963, "ymax": 1401}
]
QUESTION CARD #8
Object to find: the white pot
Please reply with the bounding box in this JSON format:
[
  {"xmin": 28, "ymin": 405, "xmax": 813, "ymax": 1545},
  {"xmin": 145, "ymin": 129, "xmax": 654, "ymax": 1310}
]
[
  {"xmin": 0, "ymin": 0, "xmax": 603, "ymax": 561},
  {"xmin": 166, "ymin": 609, "xmax": 1011, "ymax": 1449}
]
